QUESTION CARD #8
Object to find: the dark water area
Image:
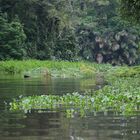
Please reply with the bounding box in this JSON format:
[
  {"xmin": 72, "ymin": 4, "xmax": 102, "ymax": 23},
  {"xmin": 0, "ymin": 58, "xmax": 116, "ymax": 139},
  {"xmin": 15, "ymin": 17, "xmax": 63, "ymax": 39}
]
[{"xmin": 0, "ymin": 74, "xmax": 140, "ymax": 140}]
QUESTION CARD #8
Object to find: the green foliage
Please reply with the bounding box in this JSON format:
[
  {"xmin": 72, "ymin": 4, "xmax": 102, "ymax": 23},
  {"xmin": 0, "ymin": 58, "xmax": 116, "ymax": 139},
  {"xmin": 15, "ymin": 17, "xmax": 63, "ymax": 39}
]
[
  {"xmin": 120, "ymin": 0, "xmax": 140, "ymax": 24},
  {"xmin": 0, "ymin": 0, "xmax": 140, "ymax": 64},
  {"xmin": 0, "ymin": 0, "xmax": 77, "ymax": 60},
  {"xmin": 10, "ymin": 74, "xmax": 140, "ymax": 116},
  {"xmin": 76, "ymin": 0, "xmax": 140, "ymax": 65},
  {"xmin": 6, "ymin": 62, "xmax": 140, "ymax": 117},
  {"xmin": 113, "ymin": 66, "xmax": 140, "ymax": 77},
  {"xmin": 54, "ymin": 28, "xmax": 78, "ymax": 61},
  {"xmin": 0, "ymin": 60, "xmax": 104, "ymax": 77},
  {"xmin": 0, "ymin": 13, "xmax": 26, "ymax": 60}
]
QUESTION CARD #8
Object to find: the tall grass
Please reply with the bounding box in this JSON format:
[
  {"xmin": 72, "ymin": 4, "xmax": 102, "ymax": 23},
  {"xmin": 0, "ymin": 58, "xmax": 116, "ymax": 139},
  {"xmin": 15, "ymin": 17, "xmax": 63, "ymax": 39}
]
[{"xmin": 0, "ymin": 60, "xmax": 113, "ymax": 77}]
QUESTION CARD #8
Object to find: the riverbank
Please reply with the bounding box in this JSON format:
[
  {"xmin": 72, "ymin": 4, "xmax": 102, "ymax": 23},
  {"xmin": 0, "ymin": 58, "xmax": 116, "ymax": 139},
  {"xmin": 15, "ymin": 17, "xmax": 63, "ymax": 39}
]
[{"xmin": 0, "ymin": 60, "xmax": 112, "ymax": 78}]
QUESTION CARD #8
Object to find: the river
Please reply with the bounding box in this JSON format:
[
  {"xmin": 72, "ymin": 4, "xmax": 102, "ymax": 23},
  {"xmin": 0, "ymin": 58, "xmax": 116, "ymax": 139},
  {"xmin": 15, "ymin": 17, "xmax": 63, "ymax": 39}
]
[{"xmin": 0, "ymin": 74, "xmax": 139, "ymax": 140}]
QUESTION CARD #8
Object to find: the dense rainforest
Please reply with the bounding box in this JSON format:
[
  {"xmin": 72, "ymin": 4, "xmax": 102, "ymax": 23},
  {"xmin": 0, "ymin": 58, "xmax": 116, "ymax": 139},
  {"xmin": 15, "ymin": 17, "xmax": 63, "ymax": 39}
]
[{"xmin": 0, "ymin": 0, "xmax": 140, "ymax": 65}]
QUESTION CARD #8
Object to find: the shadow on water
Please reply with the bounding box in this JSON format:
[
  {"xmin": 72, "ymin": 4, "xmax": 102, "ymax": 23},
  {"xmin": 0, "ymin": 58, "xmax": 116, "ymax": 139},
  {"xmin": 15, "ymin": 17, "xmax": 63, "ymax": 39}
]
[{"xmin": 0, "ymin": 74, "xmax": 140, "ymax": 140}]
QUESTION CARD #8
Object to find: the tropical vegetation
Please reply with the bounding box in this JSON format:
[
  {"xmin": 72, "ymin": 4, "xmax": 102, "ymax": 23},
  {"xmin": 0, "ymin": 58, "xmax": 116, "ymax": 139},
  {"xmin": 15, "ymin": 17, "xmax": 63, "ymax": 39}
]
[
  {"xmin": 0, "ymin": 60, "xmax": 114, "ymax": 78},
  {"xmin": 0, "ymin": 0, "xmax": 140, "ymax": 118},
  {"xmin": 0, "ymin": 0, "xmax": 140, "ymax": 65},
  {"xmin": 120, "ymin": 0, "xmax": 140, "ymax": 24}
]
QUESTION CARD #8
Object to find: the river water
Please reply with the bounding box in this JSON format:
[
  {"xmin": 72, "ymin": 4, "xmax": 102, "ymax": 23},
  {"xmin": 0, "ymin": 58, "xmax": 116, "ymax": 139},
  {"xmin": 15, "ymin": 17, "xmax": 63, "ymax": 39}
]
[{"xmin": 0, "ymin": 74, "xmax": 139, "ymax": 140}]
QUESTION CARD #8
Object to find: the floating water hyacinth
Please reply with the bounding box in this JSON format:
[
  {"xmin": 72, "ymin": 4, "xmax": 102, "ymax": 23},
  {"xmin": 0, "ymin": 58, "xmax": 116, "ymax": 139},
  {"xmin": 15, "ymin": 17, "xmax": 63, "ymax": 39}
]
[
  {"xmin": 10, "ymin": 93, "xmax": 95, "ymax": 116},
  {"xmin": 10, "ymin": 77, "xmax": 140, "ymax": 117}
]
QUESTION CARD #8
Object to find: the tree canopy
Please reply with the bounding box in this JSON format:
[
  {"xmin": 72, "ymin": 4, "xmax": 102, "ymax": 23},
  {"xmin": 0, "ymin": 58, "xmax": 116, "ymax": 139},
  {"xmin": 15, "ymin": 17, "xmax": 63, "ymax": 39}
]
[
  {"xmin": 120, "ymin": 0, "xmax": 140, "ymax": 24},
  {"xmin": 0, "ymin": 13, "xmax": 26, "ymax": 60},
  {"xmin": 0, "ymin": 0, "xmax": 140, "ymax": 65}
]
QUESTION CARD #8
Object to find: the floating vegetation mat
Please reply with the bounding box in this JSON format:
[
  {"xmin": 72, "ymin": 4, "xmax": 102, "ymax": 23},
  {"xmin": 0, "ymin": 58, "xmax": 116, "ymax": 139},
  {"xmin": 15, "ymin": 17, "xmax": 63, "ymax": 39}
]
[{"xmin": 113, "ymin": 66, "xmax": 140, "ymax": 77}]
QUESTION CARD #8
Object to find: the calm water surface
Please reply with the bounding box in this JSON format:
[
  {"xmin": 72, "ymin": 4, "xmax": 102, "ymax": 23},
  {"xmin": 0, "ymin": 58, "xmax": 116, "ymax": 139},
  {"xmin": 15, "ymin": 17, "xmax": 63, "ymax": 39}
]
[{"xmin": 0, "ymin": 74, "xmax": 139, "ymax": 140}]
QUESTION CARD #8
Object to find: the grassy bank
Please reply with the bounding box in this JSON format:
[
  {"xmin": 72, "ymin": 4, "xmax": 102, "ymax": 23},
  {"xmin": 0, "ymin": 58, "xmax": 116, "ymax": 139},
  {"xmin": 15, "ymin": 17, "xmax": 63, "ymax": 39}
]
[{"xmin": 0, "ymin": 60, "xmax": 112, "ymax": 78}]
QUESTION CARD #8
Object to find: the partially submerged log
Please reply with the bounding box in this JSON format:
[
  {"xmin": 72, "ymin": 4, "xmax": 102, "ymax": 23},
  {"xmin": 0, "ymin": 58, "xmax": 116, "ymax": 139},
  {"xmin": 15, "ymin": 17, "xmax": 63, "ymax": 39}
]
[
  {"xmin": 23, "ymin": 68, "xmax": 52, "ymax": 78},
  {"xmin": 24, "ymin": 75, "xmax": 30, "ymax": 78}
]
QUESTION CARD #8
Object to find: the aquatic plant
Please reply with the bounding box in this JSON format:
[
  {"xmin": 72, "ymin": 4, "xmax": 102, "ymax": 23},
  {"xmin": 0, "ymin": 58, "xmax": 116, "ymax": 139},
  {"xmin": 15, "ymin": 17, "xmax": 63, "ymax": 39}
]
[
  {"xmin": 10, "ymin": 93, "xmax": 94, "ymax": 116},
  {"xmin": 113, "ymin": 66, "xmax": 140, "ymax": 77},
  {"xmin": 7, "ymin": 61, "xmax": 140, "ymax": 117},
  {"xmin": 10, "ymin": 74, "xmax": 140, "ymax": 117}
]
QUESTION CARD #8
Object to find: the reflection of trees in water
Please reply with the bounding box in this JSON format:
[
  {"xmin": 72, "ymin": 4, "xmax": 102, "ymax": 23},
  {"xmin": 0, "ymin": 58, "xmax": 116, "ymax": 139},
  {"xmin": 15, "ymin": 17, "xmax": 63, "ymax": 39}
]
[
  {"xmin": 0, "ymin": 110, "xmax": 139, "ymax": 140},
  {"xmin": 0, "ymin": 111, "xmax": 62, "ymax": 139},
  {"xmin": 80, "ymin": 74, "xmax": 106, "ymax": 91},
  {"xmin": 67, "ymin": 111, "xmax": 140, "ymax": 140},
  {"xmin": 20, "ymin": 111, "xmax": 61, "ymax": 137},
  {"xmin": 0, "ymin": 74, "xmax": 107, "ymax": 98},
  {"xmin": 50, "ymin": 78, "xmax": 81, "ymax": 95},
  {"xmin": 120, "ymin": 113, "xmax": 140, "ymax": 140}
]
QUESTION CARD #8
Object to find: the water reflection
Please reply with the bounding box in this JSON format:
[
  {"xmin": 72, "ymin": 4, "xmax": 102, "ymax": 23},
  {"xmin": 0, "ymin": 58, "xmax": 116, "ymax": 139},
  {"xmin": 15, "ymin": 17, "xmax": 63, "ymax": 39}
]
[
  {"xmin": 0, "ymin": 75, "xmax": 81, "ymax": 97},
  {"xmin": 0, "ymin": 110, "xmax": 140, "ymax": 140},
  {"xmin": 0, "ymin": 74, "xmax": 139, "ymax": 140},
  {"xmin": 0, "ymin": 74, "xmax": 104, "ymax": 98}
]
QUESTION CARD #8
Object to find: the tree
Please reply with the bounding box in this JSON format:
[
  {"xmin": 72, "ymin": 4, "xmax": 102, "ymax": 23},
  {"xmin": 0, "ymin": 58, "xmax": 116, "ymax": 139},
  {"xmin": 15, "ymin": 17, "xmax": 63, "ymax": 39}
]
[
  {"xmin": 0, "ymin": 0, "xmax": 72, "ymax": 59},
  {"xmin": 0, "ymin": 13, "xmax": 26, "ymax": 60},
  {"xmin": 75, "ymin": 0, "xmax": 140, "ymax": 65},
  {"xmin": 0, "ymin": 0, "xmax": 139, "ymax": 64},
  {"xmin": 120, "ymin": 0, "xmax": 140, "ymax": 24}
]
